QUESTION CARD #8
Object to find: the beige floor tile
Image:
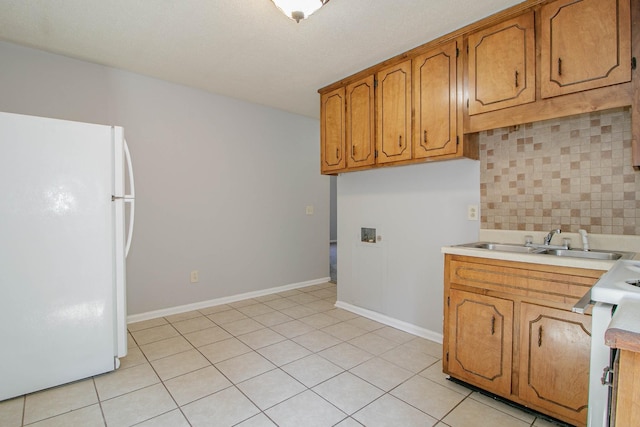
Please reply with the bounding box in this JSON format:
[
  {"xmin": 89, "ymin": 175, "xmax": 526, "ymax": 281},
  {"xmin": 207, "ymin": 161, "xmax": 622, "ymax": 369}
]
[
  {"xmin": 334, "ymin": 417, "xmax": 364, "ymax": 427},
  {"xmin": 270, "ymin": 320, "xmax": 316, "ymax": 339},
  {"xmin": 215, "ymin": 351, "xmax": 276, "ymax": 384},
  {"xmin": 276, "ymin": 289, "xmax": 304, "ymax": 297},
  {"xmin": 237, "ymin": 303, "xmax": 275, "ymax": 317},
  {"xmin": 265, "ymin": 390, "xmax": 346, "ymax": 427},
  {"xmin": 286, "ymin": 293, "xmax": 320, "ymax": 305},
  {"xmin": 164, "ymin": 365, "xmax": 232, "ymax": 406},
  {"xmin": 264, "ymin": 297, "xmax": 299, "ymax": 310},
  {"xmin": 353, "ymin": 394, "xmax": 438, "ymax": 427},
  {"xmin": 221, "ymin": 318, "xmax": 265, "ymax": 336},
  {"xmin": 198, "ymin": 304, "xmax": 233, "ymax": 315},
  {"xmin": 252, "ymin": 311, "xmax": 294, "ymax": 327},
  {"xmin": 149, "ymin": 349, "xmax": 210, "ymax": 380},
  {"xmin": 26, "ymin": 404, "xmax": 104, "ymax": 427},
  {"xmin": 237, "ymin": 369, "xmax": 306, "ymax": 410},
  {"xmin": 442, "ymin": 397, "xmax": 531, "ymax": 427},
  {"xmin": 23, "ymin": 379, "xmax": 97, "ymax": 425},
  {"xmin": 181, "ymin": 386, "xmax": 259, "ymax": 427},
  {"xmin": 345, "ymin": 317, "xmax": 385, "ymax": 332},
  {"xmin": 404, "ymin": 337, "xmax": 443, "ymax": 359},
  {"xmin": 322, "ymin": 322, "xmax": 368, "ymax": 341},
  {"xmin": 469, "ymin": 392, "xmax": 536, "ymax": 424},
  {"xmin": 372, "ymin": 326, "xmax": 416, "ymax": 344},
  {"xmin": 198, "ymin": 337, "xmax": 252, "ymax": 364},
  {"xmin": 164, "ymin": 310, "xmax": 202, "ymax": 323},
  {"xmin": 308, "ymin": 289, "xmax": 337, "ymax": 299},
  {"xmin": 0, "ymin": 396, "xmax": 23, "ymax": 427},
  {"xmin": 206, "ymin": 308, "xmax": 248, "ymax": 324},
  {"xmin": 127, "ymin": 332, "xmax": 137, "ymax": 349},
  {"xmin": 101, "ymin": 383, "xmax": 176, "ymax": 427},
  {"xmin": 183, "ymin": 325, "xmax": 232, "ymax": 347},
  {"xmin": 254, "ymin": 293, "xmax": 283, "ymax": 303},
  {"xmin": 391, "ymin": 375, "xmax": 467, "ymax": 419},
  {"xmin": 94, "ymin": 363, "xmax": 159, "ymax": 401},
  {"xmin": 139, "ymin": 336, "xmax": 193, "ymax": 361},
  {"xmin": 380, "ymin": 345, "xmax": 439, "ymax": 373},
  {"xmin": 229, "ymin": 298, "xmax": 260, "ymax": 308},
  {"xmin": 533, "ymin": 417, "xmax": 561, "ymax": 426},
  {"xmin": 280, "ymin": 304, "xmax": 319, "ymax": 319},
  {"xmin": 292, "ymin": 330, "xmax": 342, "ymax": 352},
  {"xmin": 325, "ymin": 308, "xmax": 360, "ymax": 321},
  {"xmin": 318, "ymin": 342, "xmax": 373, "ymax": 370},
  {"xmin": 237, "ymin": 328, "xmax": 286, "ymax": 350},
  {"xmin": 350, "ymin": 357, "xmax": 413, "ymax": 391},
  {"xmin": 135, "ymin": 409, "xmax": 191, "ymax": 427},
  {"xmin": 130, "ymin": 324, "xmax": 179, "ymax": 345},
  {"xmin": 257, "ymin": 339, "xmax": 312, "ymax": 366},
  {"xmin": 128, "ymin": 317, "xmax": 169, "ymax": 332},
  {"xmin": 349, "ymin": 332, "xmax": 398, "ymax": 355},
  {"xmin": 118, "ymin": 345, "xmax": 147, "ymax": 369},
  {"xmin": 235, "ymin": 413, "xmax": 278, "ymax": 426},
  {"xmin": 313, "ymin": 372, "xmax": 384, "ymax": 415},
  {"xmin": 419, "ymin": 361, "xmax": 473, "ymax": 396},
  {"xmin": 299, "ymin": 312, "xmax": 341, "ymax": 328},
  {"xmin": 303, "ymin": 300, "xmax": 337, "ymax": 313},
  {"xmin": 281, "ymin": 354, "xmax": 343, "ymax": 387},
  {"xmin": 171, "ymin": 316, "xmax": 215, "ymax": 334}
]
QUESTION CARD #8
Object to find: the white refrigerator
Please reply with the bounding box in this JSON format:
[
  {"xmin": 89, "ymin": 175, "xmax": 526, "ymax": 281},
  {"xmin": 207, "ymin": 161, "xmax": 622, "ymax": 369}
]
[{"xmin": 0, "ymin": 111, "xmax": 134, "ymax": 401}]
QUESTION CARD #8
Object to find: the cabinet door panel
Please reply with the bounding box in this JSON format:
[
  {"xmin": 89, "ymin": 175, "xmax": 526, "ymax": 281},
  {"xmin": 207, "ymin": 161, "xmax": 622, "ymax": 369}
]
[
  {"xmin": 376, "ymin": 61, "xmax": 412, "ymax": 164},
  {"xmin": 320, "ymin": 87, "xmax": 345, "ymax": 172},
  {"xmin": 413, "ymin": 41, "xmax": 458, "ymax": 159},
  {"xmin": 519, "ymin": 303, "xmax": 590, "ymax": 425},
  {"xmin": 448, "ymin": 289, "xmax": 513, "ymax": 396},
  {"xmin": 346, "ymin": 76, "xmax": 375, "ymax": 168},
  {"xmin": 468, "ymin": 12, "xmax": 535, "ymax": 114},
  {"xmin": 541, "ymin": 0, "xmax": 631, "ymax": 98}
]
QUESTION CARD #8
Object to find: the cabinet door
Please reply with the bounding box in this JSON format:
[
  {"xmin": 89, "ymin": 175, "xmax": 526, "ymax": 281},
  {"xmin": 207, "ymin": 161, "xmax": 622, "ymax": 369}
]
[
  {"xmin": 376, "ymin": 60, "xmax": 412, "ymax": 164},
  {"xmin": 540, "ymin": 0, "xmax": 631, "ymax": 98},
  {"xmin": 320, "ymin": 87, "xmax": 346, "ymax": 173},
  {"xmin": 468, "ymin": 12, "xmax": 535, "ymax": 115},
  {"xmin": 413, "ymin": 40, "xmax": 458, "ymax": 159},
  {"xmin": 519, "ymin": 303, "xmax": 590, "ymax": 425},
  {"xmin": 448, "ymin": 289, "xmax": 513, "ymax": 396},
  {"xmin": 346, "ymin": 76, "xmax": 375, "ymax": 168}
]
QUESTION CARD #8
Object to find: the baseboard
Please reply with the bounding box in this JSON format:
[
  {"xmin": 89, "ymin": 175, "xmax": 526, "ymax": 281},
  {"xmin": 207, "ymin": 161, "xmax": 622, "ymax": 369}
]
[
  {"xmin": 127, "ymin": 277, "xmax": 331, "ymax": 324},
  {"xmin": 334, "ymin": 300, "xmax": 443, "ymax": 344}
]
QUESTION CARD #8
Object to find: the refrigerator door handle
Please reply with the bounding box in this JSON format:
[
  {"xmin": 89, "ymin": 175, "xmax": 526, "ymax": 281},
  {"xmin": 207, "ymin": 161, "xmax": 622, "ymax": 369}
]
[{"xmin": 123, "ymin": 139, "xmax": 135, "ymax": 258}]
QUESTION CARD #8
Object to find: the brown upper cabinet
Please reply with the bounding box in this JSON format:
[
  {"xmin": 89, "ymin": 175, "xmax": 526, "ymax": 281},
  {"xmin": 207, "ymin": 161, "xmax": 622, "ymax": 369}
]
[
  {"xmin": 376, "ymin": 60, "xmax": 412, "ymax": 164},
  {"xmin": 413, "ymin": 40, "xmax": 460, "ymax": 158},
  {"xmin": 467, "ymin": 12, "xmax": 536, "ymax": 115},
  {"xmin": 540, "ymin": 0, "xmax": 631, "ymax": 98},
  {"xmin": 346, "ymin": 75, "xmax": 375, "ymax": 169},
  {"xmin": 320, "ymin": 87, "xmax": 345, "ymax": 174}
]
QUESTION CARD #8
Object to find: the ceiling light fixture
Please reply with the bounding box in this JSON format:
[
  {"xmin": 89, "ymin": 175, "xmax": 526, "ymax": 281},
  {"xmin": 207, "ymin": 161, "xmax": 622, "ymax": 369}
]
[{"xmin": 271, "ymin": 0, "xmax": 330, "ymax": 23}]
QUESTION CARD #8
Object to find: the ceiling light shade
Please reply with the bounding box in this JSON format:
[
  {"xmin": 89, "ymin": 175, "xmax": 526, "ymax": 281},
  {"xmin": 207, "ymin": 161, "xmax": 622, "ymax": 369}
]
[{"xmin": 271, "ymin": 0, "xmax": 329, "ymax": 23}]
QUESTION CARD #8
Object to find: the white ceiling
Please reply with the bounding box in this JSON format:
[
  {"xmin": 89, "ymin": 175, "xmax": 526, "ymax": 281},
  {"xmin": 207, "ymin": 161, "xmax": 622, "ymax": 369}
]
[{"xmin": 0, "ymin": 0, "xmax": 522, "ymax": 119}]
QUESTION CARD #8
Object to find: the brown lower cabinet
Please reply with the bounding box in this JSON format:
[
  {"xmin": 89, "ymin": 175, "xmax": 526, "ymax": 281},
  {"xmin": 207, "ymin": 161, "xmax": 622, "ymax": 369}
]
[{"xmin": 443, "ymin": 254, "xmax": 604, "ymax": 426}]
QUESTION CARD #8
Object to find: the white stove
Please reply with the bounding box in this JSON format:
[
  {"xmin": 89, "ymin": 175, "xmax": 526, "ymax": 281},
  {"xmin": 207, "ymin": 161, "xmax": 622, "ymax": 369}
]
[{"xmin": 591, "ymin": 260, "xmax": 640, "ymax": 305}]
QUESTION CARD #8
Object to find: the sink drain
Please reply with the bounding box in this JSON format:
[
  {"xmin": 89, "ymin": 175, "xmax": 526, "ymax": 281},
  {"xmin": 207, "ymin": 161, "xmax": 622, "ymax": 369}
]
[{"xmin": 625, "ymin": 279, "xmax": 640, "ymax": 287}]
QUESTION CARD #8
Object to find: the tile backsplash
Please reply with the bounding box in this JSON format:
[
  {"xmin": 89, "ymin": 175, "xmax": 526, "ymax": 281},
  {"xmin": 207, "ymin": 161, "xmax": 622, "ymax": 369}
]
[{"xmin": 480, "ymin": 107, "xmax": 640, "ymax": 235}]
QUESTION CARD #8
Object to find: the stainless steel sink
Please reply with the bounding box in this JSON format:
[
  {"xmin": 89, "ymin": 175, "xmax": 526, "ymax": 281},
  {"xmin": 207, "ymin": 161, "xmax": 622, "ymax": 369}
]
[{"xmin": 456, "ymin": 242, "xmax": 635, "ymax": 260}]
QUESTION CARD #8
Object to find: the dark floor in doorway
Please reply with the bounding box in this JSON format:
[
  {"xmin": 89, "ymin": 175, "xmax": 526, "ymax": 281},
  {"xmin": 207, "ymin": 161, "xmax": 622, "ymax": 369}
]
[{"xmin": 330, "ymin": 242, "xmax": 336, "ymax": 283}]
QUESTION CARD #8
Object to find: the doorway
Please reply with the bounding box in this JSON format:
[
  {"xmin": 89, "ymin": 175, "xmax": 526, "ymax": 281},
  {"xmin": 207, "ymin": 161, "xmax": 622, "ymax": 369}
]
[{"xmin": 329, "ymin": 175, "xmax": 337, "ymax": 283}]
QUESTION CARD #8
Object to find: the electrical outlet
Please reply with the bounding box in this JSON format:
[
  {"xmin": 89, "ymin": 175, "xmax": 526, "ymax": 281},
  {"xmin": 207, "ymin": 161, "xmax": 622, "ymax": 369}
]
[
  {"xmin": 306, "ymin": 205, "xmax": 314, "ymax": 215},
  {"xmin": 467, "ymin": 205, "xmax": 478, "ymax": 221},
  {"xmin": 190, "ymin": 270, "xmax": 199, "ymax": 283}
]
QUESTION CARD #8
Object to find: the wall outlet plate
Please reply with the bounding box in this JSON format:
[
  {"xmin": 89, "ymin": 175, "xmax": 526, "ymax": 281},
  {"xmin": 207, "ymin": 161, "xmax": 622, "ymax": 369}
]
[
  {"xmin": 190, "ymin": 270, "xmax": 199, "ymax": 283},
  {"xmin": 467, "ymin": 205, "xmax": 479, "ymax": 221}
]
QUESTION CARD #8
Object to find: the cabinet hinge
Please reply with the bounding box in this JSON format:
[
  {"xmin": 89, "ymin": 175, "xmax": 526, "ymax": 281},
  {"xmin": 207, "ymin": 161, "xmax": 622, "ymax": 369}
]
[
  {"xmin": 446, "ymin": 351, "xmax": 449, "ymax": 362},
  {"xmin": 374, "ymin": 79, "xmax": 378, "ymax": 88},
  {"xmin": 466, "ymin": 99, "xmax": 469, "ymax": 109},
  {"xmin": 374, "ymin": 149, "xmax": 378, "ymax": 158},
  {"xmin": 456, "ymin": 136, "xmax": 459, "ymax": 145},
  {"xmin": 456, "ymin": 48, "xmax": 459, "ymax": 58},
  {"xmin": 633, "ymin": 57, "xmax": 637, "ymax": 70},
  {"xmin": 447, "ymin": 296, "xmax": 450, "ymax": 306},
  {"xmin": 466, "ymin": 44, "xmax": 469, "ymax": 54}
]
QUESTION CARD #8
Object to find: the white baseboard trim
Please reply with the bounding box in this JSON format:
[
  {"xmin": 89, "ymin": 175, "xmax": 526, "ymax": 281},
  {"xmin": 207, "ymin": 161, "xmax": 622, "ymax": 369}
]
[
  {"xmin": 334, "ymin": 300, "xmax": 443, "ymax": 344},
  {"xmin": 127, "ymin": 277, "xmax": 332, "ymax": 324}
]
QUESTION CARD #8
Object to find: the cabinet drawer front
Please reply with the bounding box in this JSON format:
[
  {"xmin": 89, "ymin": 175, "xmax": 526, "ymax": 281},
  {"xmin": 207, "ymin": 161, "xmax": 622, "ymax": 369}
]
[
  {"xmin": 449, "ymin": 259, "xmax": 598, "ymax": 305},
  {"xmin": 448, "ymin": 289, "xmax": 513, "ymax": 396}
]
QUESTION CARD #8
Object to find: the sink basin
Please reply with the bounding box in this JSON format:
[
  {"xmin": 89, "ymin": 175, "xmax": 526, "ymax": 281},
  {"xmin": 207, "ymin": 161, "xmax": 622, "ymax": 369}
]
[
  {"xmin": 456, "ymin": 242, "xmax": 540, "ymax": 253},
  {"xmin": 456, "ymin": 242, "xmax": 635, "ymax": 260},
  {"xmin": 540, "ymin": 248, "xmax": 634, "ymax": 260}
]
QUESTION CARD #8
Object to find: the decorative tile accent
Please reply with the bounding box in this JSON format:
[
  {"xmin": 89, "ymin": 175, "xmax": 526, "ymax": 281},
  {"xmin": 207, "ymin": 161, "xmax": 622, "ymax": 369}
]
[{"xmin": 480, "ymin": 107, "xmax": 639, "ymax": 234}]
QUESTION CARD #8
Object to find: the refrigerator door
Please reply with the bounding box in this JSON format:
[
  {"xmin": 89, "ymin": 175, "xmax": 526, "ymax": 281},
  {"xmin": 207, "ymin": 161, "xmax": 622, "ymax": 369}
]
[{"xmin": 0, "ymin": 112, "xmax": 121, "ymax": 400}]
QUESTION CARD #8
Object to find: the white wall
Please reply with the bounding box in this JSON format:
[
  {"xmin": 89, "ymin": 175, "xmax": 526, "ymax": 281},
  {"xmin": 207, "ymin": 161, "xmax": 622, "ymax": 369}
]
[
  {"xmin": 0, "ymin": 41, "xmax": 329, "ymax": 316},
  {"xmin": 337, "ymin": 160, "xmax": 480, "ymax": 337}
]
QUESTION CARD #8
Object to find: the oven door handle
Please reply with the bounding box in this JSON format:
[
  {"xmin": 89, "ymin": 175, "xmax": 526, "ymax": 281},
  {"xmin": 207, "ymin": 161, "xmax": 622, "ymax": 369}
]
[{"xmin": 572, "ymin": 289, "xmax": 593, "ymax": 314}]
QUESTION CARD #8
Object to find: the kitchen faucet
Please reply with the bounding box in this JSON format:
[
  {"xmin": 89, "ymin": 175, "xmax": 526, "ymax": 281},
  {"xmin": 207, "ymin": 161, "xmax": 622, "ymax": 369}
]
[{"xmin": 544, "ymin": 228, "xmax": 561, "ymax": 245}]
